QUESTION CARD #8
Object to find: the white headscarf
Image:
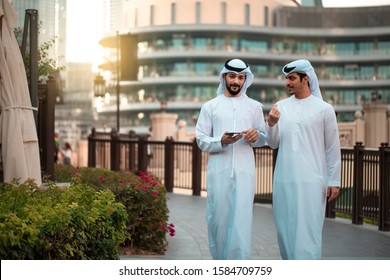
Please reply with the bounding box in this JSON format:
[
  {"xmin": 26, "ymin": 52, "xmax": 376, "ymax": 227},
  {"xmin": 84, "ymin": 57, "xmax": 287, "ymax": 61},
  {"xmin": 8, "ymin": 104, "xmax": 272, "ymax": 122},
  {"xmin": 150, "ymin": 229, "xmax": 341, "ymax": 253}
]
[
  {"xmin": 282, "ymin": 59, "xmax": 323, "ymax": 100},
  {"xmin": 216, "ymin": 58, "xmax": 254, "ymax": 96}
]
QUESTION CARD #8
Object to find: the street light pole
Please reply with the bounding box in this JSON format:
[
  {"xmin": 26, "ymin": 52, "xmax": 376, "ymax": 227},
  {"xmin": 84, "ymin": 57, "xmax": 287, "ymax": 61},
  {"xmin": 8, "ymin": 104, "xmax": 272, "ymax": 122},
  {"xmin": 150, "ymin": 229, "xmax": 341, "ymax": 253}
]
[{"xmin": 116, "ymin": 31, "xmax": 120, "ymax": 132}]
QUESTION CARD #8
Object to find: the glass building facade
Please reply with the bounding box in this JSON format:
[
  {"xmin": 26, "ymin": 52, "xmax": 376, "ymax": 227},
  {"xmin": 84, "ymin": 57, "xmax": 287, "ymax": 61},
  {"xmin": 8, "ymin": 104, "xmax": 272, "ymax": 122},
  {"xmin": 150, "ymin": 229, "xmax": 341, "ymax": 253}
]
[
  {"xmin": 11, "ymin": 0, "xmax": 67, "ymax": 67},
  {"xmin": 97, "ymin": 0, "xmax": 390, "ymax": 132}
]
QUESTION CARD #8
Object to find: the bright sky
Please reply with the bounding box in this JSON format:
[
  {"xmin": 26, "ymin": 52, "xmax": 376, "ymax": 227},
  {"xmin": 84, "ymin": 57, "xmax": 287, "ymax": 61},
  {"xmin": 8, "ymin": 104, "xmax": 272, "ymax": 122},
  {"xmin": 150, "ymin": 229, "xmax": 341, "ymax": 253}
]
[
  {"xmin": 66, "ymin": 0, "xmax": 104, "ymax": 65},
  {"xmin": 65, "ymin": 0, "xmax": 390, "ymax": 64}
]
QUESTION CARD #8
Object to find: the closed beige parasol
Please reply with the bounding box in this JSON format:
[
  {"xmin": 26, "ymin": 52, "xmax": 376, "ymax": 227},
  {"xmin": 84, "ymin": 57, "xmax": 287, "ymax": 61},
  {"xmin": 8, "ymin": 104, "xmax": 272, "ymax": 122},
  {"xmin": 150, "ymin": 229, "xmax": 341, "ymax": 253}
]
[{"xmin": 0, "ymin": 0, "xmax": 41, "ymax": 185}]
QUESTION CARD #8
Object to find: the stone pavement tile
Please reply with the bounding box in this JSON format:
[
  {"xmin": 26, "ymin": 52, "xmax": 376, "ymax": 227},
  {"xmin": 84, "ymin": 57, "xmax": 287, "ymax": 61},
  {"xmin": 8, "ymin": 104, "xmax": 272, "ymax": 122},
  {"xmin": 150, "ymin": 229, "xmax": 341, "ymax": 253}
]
[
  {"xmin": 322, "ymin": 218, "xmax": 390, "ymax": 259},
  {"xmin": 124, "ymin": 193, "xmax": 390, "ymax": 260},
  {"xmin": 164, "ymin": 225, "xmax": 203, "ymax": 259}
]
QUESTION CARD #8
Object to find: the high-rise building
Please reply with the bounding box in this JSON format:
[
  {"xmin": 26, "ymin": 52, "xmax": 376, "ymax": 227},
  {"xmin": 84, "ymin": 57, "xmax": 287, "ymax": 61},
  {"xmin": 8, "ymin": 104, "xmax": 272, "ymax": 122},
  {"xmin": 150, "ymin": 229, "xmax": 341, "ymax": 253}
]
[
  {"xmin": 106, "ymin": 0, "xmax": 126, "ymax": 31},
  {"xmin": 299, "ymin": 0, "xmax": 323, "ymax": 7},
  {"xmin": 10, "ymin": 0, "xmax": 67, "ymax": 67}
]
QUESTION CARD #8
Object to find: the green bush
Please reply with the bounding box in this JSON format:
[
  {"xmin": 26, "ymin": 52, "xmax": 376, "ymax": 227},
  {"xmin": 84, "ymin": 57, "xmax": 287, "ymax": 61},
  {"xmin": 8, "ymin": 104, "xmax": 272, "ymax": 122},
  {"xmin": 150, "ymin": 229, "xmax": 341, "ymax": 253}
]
[
  {"xmin": 0, "ymin": 179, "xmax": 129, "ymax": 259},
  {"xmin": 54, "ymin": 165, "xmax": 174, "ymax": 255}
]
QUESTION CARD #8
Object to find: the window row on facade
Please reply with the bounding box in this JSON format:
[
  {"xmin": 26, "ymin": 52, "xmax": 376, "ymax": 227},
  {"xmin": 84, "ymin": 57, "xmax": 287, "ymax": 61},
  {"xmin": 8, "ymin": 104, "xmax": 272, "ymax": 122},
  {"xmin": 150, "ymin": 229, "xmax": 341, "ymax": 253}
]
[
  {"xmin": 139, "ymin": 61, "xmax": 390, "ymax": 81},
  {"xmin": 138, "ymin": 36, "xmax": 390, "ymax": 56},
  {"xmin": 136, "ymin": 2, "xmax": 271, "ymax": 28}
]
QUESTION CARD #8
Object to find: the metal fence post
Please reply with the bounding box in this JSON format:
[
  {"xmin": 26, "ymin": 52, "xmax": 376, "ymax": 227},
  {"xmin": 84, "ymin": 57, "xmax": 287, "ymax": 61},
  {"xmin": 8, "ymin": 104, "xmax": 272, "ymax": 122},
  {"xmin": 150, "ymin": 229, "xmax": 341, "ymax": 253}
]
[
  {"xmin": 36, "ymin": 79, "xmax": 56, "ymax": 180},
  {"xmin": 192, "ymin": 139, "xmax": 202, "ymax": 196},
  {"xmin": 88, "ymin": 128, "xmax": 96, "ymax": 167},
  {"xmin": 352, "ymin": 142, "xmax": 364, "ymax": 225},
  {"xmin": 137, "ymin": 136, "xmax": 148, "ymax": 172},
  {"xmin": 272, "ymin": 148, "xmax": 278, "ymax": 173},
  {"xmin": 128, "ymin": 131, "xmax": 136, "ymax": 173},
  {"xmin": 325, "ymin": 200, "xmax": 336, "ymax": 218},
  {"xmin": 379, "ymin": 142, "xmax": 390, "ymax": 231},
  {"xmin": 164, "ymin": 137, "xmax": 174, "ymax": 192},
  {"xmin": 110, "ymin": 128, "xmax": 120, "ymax": 171}
]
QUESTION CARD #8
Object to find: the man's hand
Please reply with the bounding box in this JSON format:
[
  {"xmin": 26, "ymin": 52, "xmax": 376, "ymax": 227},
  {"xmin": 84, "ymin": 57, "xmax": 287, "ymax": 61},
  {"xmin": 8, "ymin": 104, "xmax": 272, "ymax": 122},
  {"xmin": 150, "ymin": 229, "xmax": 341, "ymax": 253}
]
[
  {"xmin": 327, "ymin": 187, "xmax": 340, "ymax": 202},
  {"xmin": 268, "ymin": 104, "xmax": 280, "ymax": 127},
  {"xmin": 243, "ymin": 128, "xmax": 259, "ymax": 143},
  {"xmin": 221, "ymin": 131, "xmax": 243, "ymax": 145}
]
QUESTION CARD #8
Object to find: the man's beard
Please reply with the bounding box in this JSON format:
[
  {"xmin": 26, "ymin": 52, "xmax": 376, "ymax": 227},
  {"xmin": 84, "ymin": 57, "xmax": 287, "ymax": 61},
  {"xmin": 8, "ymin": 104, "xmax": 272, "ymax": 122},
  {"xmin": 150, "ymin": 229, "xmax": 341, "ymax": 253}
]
[
  {"xmin": 287, "ymin": 86, "xmax": 295, "ymax": 96},
  {"xmin": 226, "ymin": 83, "xmax": 242, "ymax": 96}
]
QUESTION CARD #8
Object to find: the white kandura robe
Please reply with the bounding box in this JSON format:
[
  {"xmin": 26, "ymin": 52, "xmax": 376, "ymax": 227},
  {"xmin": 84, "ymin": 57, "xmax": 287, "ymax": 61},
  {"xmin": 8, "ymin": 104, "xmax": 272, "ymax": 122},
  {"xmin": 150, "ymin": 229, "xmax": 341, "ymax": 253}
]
[
  {"xmin": 196, "ymin": 94, "xmax": 266, "ymax": 260},
  {"xmin": 266, "ymin": 95, "xmax": 341, "ymax": 260}
]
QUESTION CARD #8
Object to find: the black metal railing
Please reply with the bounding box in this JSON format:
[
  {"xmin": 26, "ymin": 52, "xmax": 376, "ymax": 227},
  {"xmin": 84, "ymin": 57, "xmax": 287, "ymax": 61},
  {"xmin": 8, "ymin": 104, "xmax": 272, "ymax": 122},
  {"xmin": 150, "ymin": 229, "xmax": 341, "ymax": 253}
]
[{"xmin": 88, "ymin": 129, "xmax": 390, "ymax": 231}]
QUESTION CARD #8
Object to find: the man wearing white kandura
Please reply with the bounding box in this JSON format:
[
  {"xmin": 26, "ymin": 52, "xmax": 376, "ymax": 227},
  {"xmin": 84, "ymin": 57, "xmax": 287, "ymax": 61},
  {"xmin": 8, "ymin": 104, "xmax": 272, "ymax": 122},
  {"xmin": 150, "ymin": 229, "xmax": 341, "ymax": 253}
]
[
  {"xmin": 266, "ymin": 59, "xmax": 341, "ymax": 260},
  {"xmin": 196, "ymin": 58, "xmax": 267, "ymax": 260}
]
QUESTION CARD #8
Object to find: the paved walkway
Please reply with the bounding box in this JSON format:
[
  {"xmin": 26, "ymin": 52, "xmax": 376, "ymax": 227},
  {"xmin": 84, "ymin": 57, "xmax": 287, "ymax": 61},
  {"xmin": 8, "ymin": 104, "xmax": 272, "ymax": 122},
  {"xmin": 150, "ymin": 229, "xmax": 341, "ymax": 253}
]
[{"xmin": 161, "ymin": 192, "xmax": 390, "ymax": 260}]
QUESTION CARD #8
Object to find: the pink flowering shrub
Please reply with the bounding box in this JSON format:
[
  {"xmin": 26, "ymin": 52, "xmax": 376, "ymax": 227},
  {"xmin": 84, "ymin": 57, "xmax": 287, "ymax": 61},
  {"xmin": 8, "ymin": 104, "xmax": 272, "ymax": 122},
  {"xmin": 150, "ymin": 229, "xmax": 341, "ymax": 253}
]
[{"xmin": 54, "ymin": 165, "xmax": 174, "ymax": 255}]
